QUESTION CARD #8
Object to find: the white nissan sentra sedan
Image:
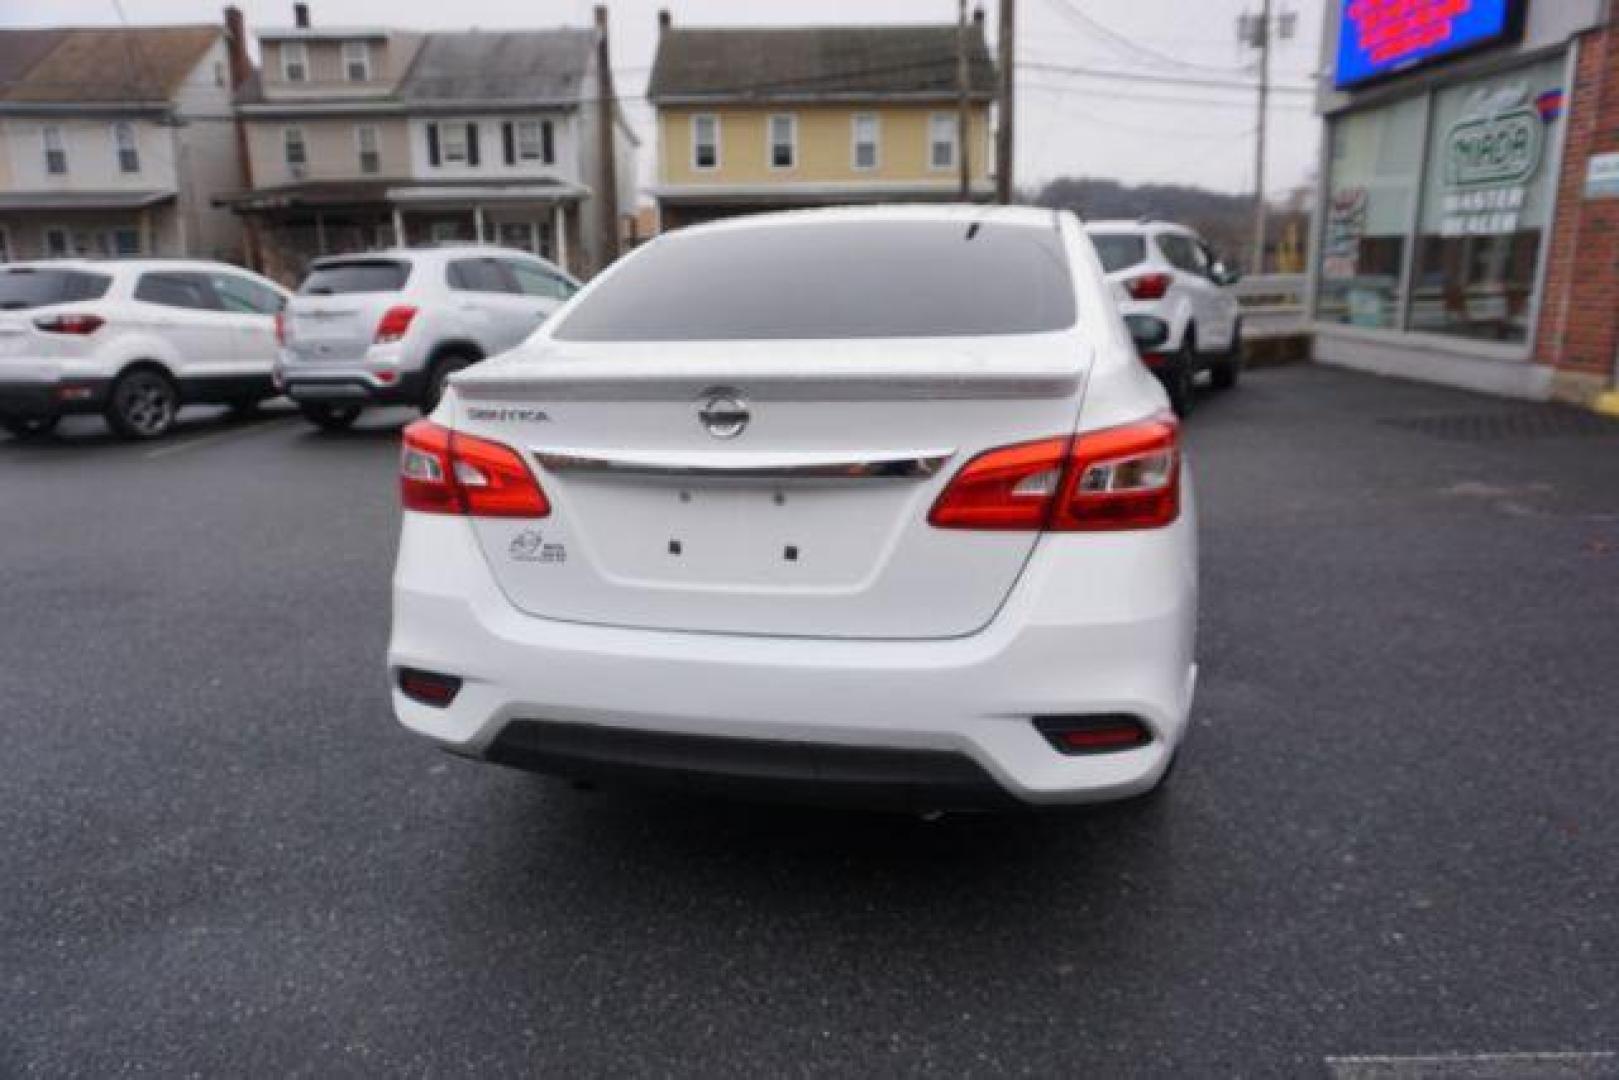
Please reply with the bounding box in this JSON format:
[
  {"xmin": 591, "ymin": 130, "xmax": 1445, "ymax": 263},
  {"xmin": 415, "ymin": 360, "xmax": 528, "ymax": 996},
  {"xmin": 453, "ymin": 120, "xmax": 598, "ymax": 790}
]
[{"xmin": 387, "ymin": 206, "xmax": 1198, "ymax": 812}]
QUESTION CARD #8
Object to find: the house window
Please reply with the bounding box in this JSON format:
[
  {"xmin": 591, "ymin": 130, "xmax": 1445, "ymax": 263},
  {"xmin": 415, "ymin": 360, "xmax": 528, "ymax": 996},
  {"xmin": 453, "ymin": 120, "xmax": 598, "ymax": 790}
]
[
  {"xmin": 768, "ymin": 114, "xmax": 796, "ymax": 170},
  {"xmin": 281, "ymin": 41, "xmax": 308, "ymax": 83},
  {"xmin": 356, "ymin": 125, "xmax": 380, "ymax": 174},
  {"xmin": 852, "ymin": 113, "xmax": 879, "ymax": 171},
  {"xmin": 692, "ymin": 114, "xmax": 719, "ymax": 170},
  {"xmin": 929, "ymin": 114, "xmax": 958, "ymax": 171},
  {"xmin": 113, "ymin": 122, "xmax": 140, "ymax": 174},
  {"xmin": 45, "ymin": 228, "xmax": 70, "ymax": 257},
  {"xmin": 112, "ymin": 228, "xmax": 141, "ymax": 256},
  {"xmin": 443, "ymin": 123, "xmax": 469, "ymax": 164},
  {"xmin": 284, "ymin": 127, "xmax": 308, "ymax": 172},
  {"xmin": 343, "ymin": 41, "xmax": 371, "ymax": 82},
  {"xmin": 516, "ymin": 119, "xmax": 554, "ymax": 164},
  {"xmin": 43, "ymin": 126, "xmax": 67, "ymax": 176}
]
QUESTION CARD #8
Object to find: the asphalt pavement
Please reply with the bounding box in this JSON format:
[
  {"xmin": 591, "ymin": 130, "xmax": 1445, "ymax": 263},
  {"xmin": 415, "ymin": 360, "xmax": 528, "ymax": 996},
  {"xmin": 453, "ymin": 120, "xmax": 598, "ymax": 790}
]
[{"xmin": 1, "ymin": 366, "xmax": 1616, "ymax": 1076}]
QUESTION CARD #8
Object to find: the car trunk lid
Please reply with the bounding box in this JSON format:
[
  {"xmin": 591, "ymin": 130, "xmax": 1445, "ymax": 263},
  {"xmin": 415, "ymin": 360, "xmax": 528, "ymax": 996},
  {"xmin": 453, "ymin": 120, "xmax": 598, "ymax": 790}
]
[{"xmin": 449, "ymin": 337, "xmax": 1089, "ymax": 640}]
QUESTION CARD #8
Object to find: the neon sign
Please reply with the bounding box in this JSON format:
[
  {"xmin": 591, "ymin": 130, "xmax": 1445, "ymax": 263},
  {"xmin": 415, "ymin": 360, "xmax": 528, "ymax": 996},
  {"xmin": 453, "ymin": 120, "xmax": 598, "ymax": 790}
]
[{"xmin": 1335, "ymin": 0, "xmax": 1529, "ymax": 89}]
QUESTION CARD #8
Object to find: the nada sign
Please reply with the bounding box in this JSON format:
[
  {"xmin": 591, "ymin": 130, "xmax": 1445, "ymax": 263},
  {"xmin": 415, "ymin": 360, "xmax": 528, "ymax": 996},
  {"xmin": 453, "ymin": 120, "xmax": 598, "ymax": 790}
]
[
  {"xmin": 1446, "ymin": 107, "xmax": 1542, "ymax": 187},
  {"xmin": 1336, "ymin": 0, "xmax": 1528, "ymax": 89},
  {"xmin": 1585, "ymin": 153, "xmax": 1619, "ymax": 200}
]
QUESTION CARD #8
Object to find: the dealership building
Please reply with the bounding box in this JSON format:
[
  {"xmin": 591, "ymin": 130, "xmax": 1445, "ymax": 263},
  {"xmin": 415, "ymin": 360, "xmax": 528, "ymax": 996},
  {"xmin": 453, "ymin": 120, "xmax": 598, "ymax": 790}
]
[{"xmin": 1311, "ymin": 0, "xmax": 1619, "ymax": 406}]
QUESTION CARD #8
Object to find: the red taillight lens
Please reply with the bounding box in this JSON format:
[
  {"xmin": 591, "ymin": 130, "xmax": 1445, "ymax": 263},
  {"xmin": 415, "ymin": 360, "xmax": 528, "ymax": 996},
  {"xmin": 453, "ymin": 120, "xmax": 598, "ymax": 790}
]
[
  {"xmin": 1126, "ymin": 273, "xmax": 1172, "ymax": 301},
  {"xmin": 400, "ymin": 419, "xmax": 549, "ymax": 518},
  {"xmin": 397, "ymin": 667, "xmax": 462, "ymax": 708},
  {"xmin": 34, "ymin": 313, "xmax": 104, "ymax": 335},
  {"xmin": 374, "ymin": 305, "xmax": 418, "ymax": 344},
  {"xmin": 1035, "ymin": 716, "xmax": 1154, "ymax": 755},
  {"xmin": 929, "ymin": 416, "xmax": 1179, "ymax": 533},
  {"xmin": 274, "ymin": 311, "xmax": 286, "ymax": 346}
]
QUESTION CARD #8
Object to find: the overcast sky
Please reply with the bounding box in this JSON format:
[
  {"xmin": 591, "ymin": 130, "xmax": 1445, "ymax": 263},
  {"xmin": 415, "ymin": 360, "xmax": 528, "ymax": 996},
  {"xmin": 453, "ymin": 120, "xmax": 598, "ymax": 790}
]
[{"xmin": 5, "ymin": 0, "xmax": 1327, "ymax": 202}]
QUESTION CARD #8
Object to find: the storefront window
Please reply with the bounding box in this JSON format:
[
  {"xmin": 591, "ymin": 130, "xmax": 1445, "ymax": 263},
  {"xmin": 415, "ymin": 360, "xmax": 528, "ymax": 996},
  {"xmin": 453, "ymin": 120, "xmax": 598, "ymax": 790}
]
[
  {"xmin": 1407, "ymin": 59, "xmax": 1563, "ymax": 343},
  {"xmin": 1316, "ymin": 96, "xmax": 1426, "ymax": 329}
]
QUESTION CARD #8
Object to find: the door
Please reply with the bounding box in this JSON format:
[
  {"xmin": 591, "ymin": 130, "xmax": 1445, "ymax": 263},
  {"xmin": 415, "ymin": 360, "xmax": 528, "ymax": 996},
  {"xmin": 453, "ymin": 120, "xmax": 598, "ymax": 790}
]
[
  {"xmin": 1155, "ymin": 232, "xmax": 1220, "ymax": 351},
  {"xmin": 445, "ymin": 256, "xmax": 534, "ymax": 355},
  {"xmin": 208, "ymin": 271, "xmax": 287, "ymax": 386},
  {"xmin": 1195, "ymin": 239, "xmax": 1241, "ymax": 349},
  {"xmin": 130, "ymin": 271, "xmax": 238, "ymax": 381},
  {"xmin": 501, "ymin": 256, "xmax": 577, "ymax": 331}
]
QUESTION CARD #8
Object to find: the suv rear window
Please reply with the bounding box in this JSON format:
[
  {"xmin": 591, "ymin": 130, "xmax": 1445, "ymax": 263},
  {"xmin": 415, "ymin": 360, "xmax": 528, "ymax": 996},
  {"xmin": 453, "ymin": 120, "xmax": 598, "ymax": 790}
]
[
  {"xmin": 299, "ymin": 260, "xmax": 410, "ymax": 295},
  {"xmin": 0, "ymin": 268, "xmax": 112, "ymax": 310},
  {"xmin": 1089, "ymin": 234, "xmax": 1147, "ymax": 273},
  {"xmin": 552, "ymin": 221, "xmax": 1077, "ymax": 341}
]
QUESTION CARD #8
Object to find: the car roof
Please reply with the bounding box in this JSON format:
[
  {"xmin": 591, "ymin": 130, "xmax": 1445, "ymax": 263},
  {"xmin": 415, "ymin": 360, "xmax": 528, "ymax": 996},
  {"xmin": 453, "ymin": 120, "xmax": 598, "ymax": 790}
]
[
  {"xmin": 674, "ymin": 204, "xmax": 1063, "ymax": 238},
  {"xmin": 1, "ymin": 258, "xmax": 270, "ymax": 276},
  {"xmin": 1085, "ymin": 219, "xmax": 1194, "ymax": 237}
]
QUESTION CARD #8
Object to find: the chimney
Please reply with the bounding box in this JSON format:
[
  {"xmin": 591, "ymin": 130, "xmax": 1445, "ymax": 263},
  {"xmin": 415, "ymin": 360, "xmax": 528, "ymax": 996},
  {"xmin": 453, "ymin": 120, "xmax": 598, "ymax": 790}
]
[
  {"xmin": 293, "ymin": 2, "xmax": 310, "ymax": 28},
  {"xmin": 972, "ymin": 5, "xmax": 985, "ymax": 27},
  {"xmin": 658, "ymin": 8, "xmax": 671, "ymax": 31},
  {"xmin": 222, "ymin": 6, "xmax": 251, "ymax": 89}
]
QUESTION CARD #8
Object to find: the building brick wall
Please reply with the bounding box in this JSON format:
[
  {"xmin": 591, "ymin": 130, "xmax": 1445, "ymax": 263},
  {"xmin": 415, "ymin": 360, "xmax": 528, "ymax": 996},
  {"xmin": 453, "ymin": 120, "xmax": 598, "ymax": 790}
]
[{"xmin": 1534, "ymin": 17, "xmax": 1619, "ymax": 395}]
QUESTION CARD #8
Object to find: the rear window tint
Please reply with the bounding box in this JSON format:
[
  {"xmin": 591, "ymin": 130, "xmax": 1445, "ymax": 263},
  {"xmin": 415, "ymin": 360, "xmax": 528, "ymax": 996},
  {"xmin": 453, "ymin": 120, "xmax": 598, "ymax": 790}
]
[
  {"xmin": 1089, "ymin": 234, "xmax": 1147, "ymax": 273},
  {"xmin": 553, "ymin": 220, "xmax": 1077, "ymax": 341},
  {"xmin": 299, "ymin": 260, "xmax": 410, "ymax": 295},
  {"xmin": 0, "ymin": 269, "xmax": 112, "ymax": 310}
]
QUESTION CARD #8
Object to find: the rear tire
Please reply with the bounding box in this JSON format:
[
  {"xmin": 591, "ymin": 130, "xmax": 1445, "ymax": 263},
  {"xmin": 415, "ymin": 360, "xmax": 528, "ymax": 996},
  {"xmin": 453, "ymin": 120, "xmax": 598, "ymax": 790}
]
[
  {"xmin": 422, "ymin": 352, "xmax": 478, "ymax": 414},
  {"xmin": 1165, "ymin": 341, "xmax": 1196, "ymax": 418},
  {"xmin": 2, "ymin": 416, "xmax": 60, "ymax": 441},
  {"xmin": 105, "ymin": 368, "xmax": 179, "ymax": 440},
  {"xmin": 1211, "ymin": 320, "xmax": 1243, "ymax": 391},
  {"xmin": 298, "ymin": 402, "xmax": 362, "ymax": 431}
]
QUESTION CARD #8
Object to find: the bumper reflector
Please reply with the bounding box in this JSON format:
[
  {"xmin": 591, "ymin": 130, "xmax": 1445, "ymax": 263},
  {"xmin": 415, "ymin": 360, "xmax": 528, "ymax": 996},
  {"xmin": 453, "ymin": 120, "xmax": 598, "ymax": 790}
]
[
  {"xmin": 1034, "ymin": 715, "xmax": 1153, "ymax": 755},
  {"xmin": 397, "ymin": 667, "xmax": 462, "ymax": 708}
]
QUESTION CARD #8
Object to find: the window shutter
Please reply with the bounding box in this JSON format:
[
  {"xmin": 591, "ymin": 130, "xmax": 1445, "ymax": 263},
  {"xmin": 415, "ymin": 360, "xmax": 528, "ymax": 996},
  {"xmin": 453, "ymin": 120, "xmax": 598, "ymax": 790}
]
[
  {"xmin": 541, "ymin": 121, "xmax": 554, "ymax": 165},
  {"xmin": 427, "ymin": 123, "xmax": 440, "ymax": 167},
  {"xmin": 503, "ymin": 122, "xmax": 515, "ymax": 166},
  {"xmin": 467, "ymin": 123, "xmax": 480, "ymax": 166}
]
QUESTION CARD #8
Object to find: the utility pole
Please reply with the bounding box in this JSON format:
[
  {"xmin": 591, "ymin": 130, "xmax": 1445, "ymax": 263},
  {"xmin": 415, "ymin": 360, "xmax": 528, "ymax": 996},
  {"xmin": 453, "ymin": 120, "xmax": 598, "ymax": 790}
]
[
  {"xmin": 1250, "ymin": 0, "xmax": 1272, "ymax": 275},
  {"xmin": 995, "ymin": 0, "xmax": 1016, "ymax": 203},
  {"xmin": 957, "ymin": 0, "xmax": 972, "ymax": 201}
]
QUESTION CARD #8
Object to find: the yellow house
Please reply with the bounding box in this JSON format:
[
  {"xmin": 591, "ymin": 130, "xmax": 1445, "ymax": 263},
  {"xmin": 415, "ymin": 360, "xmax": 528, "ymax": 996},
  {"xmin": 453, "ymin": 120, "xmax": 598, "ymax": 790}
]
[{"xmin": 647, "ymin": 13, "xmax": 997, "ymax": 230}]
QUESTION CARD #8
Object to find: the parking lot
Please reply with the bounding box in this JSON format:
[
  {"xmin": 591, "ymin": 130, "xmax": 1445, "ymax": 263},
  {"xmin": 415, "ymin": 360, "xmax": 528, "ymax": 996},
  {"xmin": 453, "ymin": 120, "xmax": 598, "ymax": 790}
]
[{"xmin": 1, "ymin": 364, "xmax": 1616, "ymax": 1075}]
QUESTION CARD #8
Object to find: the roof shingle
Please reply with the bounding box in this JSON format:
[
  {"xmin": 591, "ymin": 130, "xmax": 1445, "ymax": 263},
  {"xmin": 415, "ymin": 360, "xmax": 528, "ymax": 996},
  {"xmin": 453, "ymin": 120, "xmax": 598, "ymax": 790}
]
[
  {"xmin": 0, "ymin": 26, "xmax": 219, "ymax": 103},
  {"xmin": 400, "ymin": 29, "xmax": 597, "ymax": 105},
  {"xmin": 648, "ymin": 24, "xmax": 996, "ymax": 103}
]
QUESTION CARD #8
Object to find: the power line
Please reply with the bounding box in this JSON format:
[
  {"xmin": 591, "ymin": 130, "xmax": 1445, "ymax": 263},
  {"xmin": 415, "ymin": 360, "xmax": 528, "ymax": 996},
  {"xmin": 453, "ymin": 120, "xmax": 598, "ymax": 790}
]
[
  {"xmin": 1022, "ymin": 59, "xmax": 1313, "ymax": 95},
  {"xmin": 1039, "ymin": 0, "xmax": 1257, "ymax": 75}
]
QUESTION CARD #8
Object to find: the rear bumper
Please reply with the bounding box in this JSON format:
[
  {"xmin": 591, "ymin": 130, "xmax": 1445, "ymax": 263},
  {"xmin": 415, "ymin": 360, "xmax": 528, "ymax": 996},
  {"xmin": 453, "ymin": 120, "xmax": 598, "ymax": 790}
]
[
  {"xmin": 387, "ymin": 488, "xmax": 1200, "ymax": 808},
  {"xmin": 0, "ymin": 377, "xmax": 111, "ymax": 418},
  {"xmin": 283, "ymin": 368, "xmax": 428, "ymax": 407}
]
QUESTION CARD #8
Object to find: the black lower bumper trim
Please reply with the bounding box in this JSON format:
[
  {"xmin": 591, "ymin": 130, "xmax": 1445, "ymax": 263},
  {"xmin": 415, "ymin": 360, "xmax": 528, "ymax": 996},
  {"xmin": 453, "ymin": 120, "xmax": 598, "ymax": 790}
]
[
  {"xmin": 0, "ymin": 380, "xmax": 111, "ymax": 419},
  {"xmin": 486, "ymin": 720, "xmax": 1022, "ymax": 812},
  {"xmin": 285, "ymin": 371, "xmax": 426, "ymax": 407}
]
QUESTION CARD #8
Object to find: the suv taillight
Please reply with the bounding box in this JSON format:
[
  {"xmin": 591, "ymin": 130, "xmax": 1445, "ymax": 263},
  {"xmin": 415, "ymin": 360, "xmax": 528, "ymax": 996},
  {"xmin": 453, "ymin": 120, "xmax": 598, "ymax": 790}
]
[
  {"xmin": 273, "ymin": 311, "xmax": 286, "ymax": 346},
  {"xmin": 374, "ymin": 305, "xmax": 418, "ymax": 344},
  {"xmin": 929, "ymin": 416, "xmax": 1180, "ymax": 532},
  {"xmin": 400, "ymin": 419, "xmax": 549, "ymax": 518},
  {"xmin": 34, "ymin": 313, "xmax": 104, "ymax": 335},
  {"xmin": 1125, "ymin": 273, "xmax": 1173, "ymax": 301}
]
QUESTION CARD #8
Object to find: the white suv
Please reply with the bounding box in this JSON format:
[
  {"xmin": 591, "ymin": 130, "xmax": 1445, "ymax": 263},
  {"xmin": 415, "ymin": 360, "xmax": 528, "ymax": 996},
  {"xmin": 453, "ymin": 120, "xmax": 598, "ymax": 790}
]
[
  {"xmin": 388, "ymin": 207, "xmax": 1198, "ymax": 812},
  {"xmin": 1085, "ymin": 220, "xmax": 1243, "ymax": 415},
  {"xmin": 0, "ymin": 260, "xmax": 289, "ymax": 440},
  {"xmin": 277, "ymin": 246, "xmax": 579, "ymax": 431}
]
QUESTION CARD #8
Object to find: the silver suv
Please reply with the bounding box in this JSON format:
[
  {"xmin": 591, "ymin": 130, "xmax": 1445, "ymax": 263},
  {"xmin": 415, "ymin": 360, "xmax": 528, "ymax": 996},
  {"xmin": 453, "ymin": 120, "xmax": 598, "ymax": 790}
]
[{"xmin": 276, "ymin": 246, "xmax": 579, "ymax": 430}]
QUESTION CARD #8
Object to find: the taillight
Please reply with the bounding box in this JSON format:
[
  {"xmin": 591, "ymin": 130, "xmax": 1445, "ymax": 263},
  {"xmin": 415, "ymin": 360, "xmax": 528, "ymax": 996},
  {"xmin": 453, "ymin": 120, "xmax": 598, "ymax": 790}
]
[
  {"xmin": 374, "ymin": 305, "xmax": 418, "ymax": 344},
  {"xmin": 1126, "ymin": 273, "xmax": 1172, "ymax": 301},
  {"xmin": 273, "ymin": 311, "xmax": 286, "ymax": 346},
  {"xmin": 929, "ymin": 416, "xmax": 1179, "ymax": 532},
  {"xmin": 400, "ymin": 419, "xmax": 549, "ymax": 518},
  {"xmin": 34, "ymin": 313, "xmax": 104, "ymax": 335},
  {"xmin": 1034, "ymin": 716, "xmax": 1154, "ymax": 755}
]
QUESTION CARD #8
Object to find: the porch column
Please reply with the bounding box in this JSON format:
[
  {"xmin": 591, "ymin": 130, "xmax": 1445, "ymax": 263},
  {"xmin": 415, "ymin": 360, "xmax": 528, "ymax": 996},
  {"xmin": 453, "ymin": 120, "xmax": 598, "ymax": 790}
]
[
  {"xmin": 392, "ymin": 207, "xmax": 405, "ymax": 248},
  {"xmin": 553, "ymin": 203, "xmax": 568, "ymax": 272},
  {"xmin": 473, "ymin": 204, "xmax": 486, "ymax": 245},
  {"xmin": 529, "ymin": 219, "xmax": 540, "ymax": 255}
]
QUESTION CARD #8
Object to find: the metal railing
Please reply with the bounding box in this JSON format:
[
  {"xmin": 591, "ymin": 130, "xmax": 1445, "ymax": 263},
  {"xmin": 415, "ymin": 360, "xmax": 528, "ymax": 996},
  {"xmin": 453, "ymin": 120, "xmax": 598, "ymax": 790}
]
[{"xmin": 1235, "ymin": 273, "xmax": 1307, "ymax": 339}]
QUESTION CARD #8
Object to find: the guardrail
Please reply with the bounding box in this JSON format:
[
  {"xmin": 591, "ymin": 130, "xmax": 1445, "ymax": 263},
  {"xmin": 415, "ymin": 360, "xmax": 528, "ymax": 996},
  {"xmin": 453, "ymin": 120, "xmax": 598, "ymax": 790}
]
[{"xmin": 1235, "ymin": 273, "xmax": 1307, "ymax": 340}]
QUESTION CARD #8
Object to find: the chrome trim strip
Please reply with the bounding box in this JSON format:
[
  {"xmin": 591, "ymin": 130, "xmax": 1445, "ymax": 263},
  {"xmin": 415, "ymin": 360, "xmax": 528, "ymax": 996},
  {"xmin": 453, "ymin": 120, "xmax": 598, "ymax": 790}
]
[
  {"xmin": 455, "ymin": 376, "xmax": 1080, "ymax": 402},
  {"xmin": 532, "ymin": 448, "xmax": 956, "ymax": 480}
]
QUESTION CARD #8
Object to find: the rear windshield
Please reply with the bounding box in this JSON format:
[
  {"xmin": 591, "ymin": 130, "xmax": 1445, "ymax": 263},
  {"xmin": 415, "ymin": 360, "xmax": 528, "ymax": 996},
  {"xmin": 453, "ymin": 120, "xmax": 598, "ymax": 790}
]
[
  {"xmin": 1089, "ymin": 234, "xmax": 1147, "ymax": 273},
  {"xmin": 299, "ymin": 260, "xmax": 410, "ymax": 296},
  {"xmin": 0, "ymin": 268, "xmax": 113, "ymax": 310},
  {"xmin": 552, "ymin": 221, "xmax": 1077, "ymax": 341}
]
